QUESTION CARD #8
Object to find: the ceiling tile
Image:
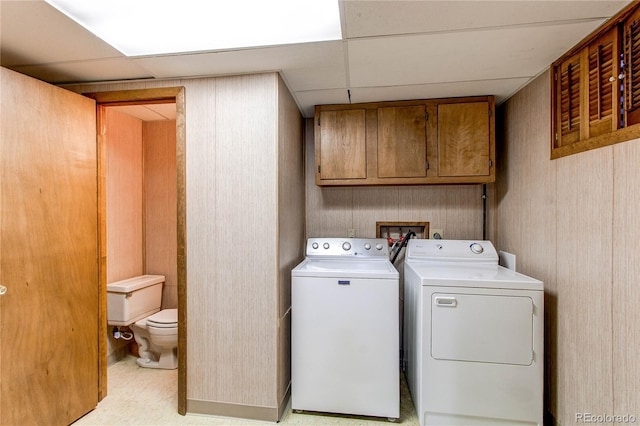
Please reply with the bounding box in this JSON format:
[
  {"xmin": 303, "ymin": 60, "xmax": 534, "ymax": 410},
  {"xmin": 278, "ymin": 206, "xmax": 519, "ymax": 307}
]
[
  {"xmin": 149, "ymin": 103, "xmax": 177, "ymax": 120},
  {"xmin": 0, "ymin": 0, "xmax": 122, "ymax": 66},
  {"xmin": 133, "ymin": 41, "xmax": 347, "ymax": 90},
  {"xmin": 347, "ymin": 19, "xmax": 605, "ymax": 88},
  {"xmin": 11, "ymin": 57, "xmax": 154, "ymax": 84},
  {"xmin": 293, "ymin": 88, "xmax": 351, "ymax": 117},
  {"xmin": 344, "ymin": 0, "xmax": 629, "ymax": 38},
  {"xmin": 348, "ymin": 77, "xmax": 532, "ymax": 106},
  {"xmin": 108, "ymin": 104, "xmax": 176, "ymax": 121}
]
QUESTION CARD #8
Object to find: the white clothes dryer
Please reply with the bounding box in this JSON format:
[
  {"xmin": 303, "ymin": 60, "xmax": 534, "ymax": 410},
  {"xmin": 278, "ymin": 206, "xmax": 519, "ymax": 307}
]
[
  {"xmin": 403, "ymin": 239, "xmax": 543, "ymax": 426},
  {"xmin": 292, "ymin": 237, "xmax": 399, "ymax": 420}
]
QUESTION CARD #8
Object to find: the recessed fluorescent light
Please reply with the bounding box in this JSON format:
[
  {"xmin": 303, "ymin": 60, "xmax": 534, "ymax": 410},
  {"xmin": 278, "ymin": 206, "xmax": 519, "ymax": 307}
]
[{"xmin": 45, "ymin": 0, "xmax": 342, "ymax": 56}]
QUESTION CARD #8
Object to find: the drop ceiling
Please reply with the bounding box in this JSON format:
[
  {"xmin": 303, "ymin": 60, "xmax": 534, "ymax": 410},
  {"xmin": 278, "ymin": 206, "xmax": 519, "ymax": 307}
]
[{"xmin": 0, "ymin": 0, "xmax": 632, "ymax": 118}]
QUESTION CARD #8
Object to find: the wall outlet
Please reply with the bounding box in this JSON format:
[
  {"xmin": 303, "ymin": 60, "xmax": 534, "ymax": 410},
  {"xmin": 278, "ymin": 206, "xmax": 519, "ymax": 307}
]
[
  {"xmin": 430, "ymin": 229, "xmax": 444, "ymax": 239},
  {"xmin": 347, "ymin": 229, "xmax": 356, "ymax": 238}
]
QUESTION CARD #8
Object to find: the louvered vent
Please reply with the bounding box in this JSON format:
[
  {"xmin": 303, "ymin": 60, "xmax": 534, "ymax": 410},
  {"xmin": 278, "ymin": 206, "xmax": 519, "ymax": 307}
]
[
  {"xmin": 559, "ymin": 59, "xmax": 581, "ymax": 137},
  {"xmin": 587, "ymin": 29, "xmax": 619, "ymax": 138},
  {"xmin": 589, "ymin": 42, "xmax": 614, "ymax": 123},
  {"xmin": 626, "ymin": 13, "xmax": 640, "ymax": 125}
]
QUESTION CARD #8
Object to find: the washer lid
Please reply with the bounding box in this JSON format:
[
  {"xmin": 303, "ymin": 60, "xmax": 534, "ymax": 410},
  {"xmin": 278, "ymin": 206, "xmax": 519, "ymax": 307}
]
[
  {"xmin": 292, "ymin": 258, "xmax": 398, "ymax": 279},
  {"xmin": 146, "ymin": 308, "xmax": 178, "ymax": 327}
]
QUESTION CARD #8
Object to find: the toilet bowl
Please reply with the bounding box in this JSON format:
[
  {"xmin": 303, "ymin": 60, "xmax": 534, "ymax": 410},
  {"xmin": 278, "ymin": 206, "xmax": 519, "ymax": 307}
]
[{"xmin": 132, "ymin": 308, "xmax": 178, "ymax": 370}]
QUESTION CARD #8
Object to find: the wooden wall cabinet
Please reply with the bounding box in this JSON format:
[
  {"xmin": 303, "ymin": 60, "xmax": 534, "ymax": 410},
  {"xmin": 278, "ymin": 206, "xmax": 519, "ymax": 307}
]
[
  {"xmin": 550, "ymin": 1, "xmax": 640, "ymax": 159},
  {"xmin": 314, "ymin": 96, "xmax": 495, "ymax": 186},
  {"xmin": 316, "ymin": 108, "xmax": 367, "ymax": 180}
]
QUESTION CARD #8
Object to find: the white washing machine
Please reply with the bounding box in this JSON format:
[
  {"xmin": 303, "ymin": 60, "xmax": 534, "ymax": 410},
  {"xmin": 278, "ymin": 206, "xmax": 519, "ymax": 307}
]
[
  {"xmin": 292, "ymin": 237, "xmax": 399, "ymax": 420},
  {"xmin": 403, "ymin": 239, "xmax": 543, "ymax": 426}
]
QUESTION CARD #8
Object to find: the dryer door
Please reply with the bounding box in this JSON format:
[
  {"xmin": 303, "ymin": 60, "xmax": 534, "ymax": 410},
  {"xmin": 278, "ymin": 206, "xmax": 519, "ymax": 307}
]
[{"xmin": 431, "ymin": 293, "xmax": 534, "ymax": 365}]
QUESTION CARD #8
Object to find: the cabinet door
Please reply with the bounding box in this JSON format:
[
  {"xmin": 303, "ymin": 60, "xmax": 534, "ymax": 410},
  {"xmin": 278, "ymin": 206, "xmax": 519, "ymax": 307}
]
[
  {"xmin": 553, "ymin": 28, "xmax": 619, "ymax": 148},
  {"xmin": 377, "ymin": 105, "xmax": 427, "ymax": 178},
  {"xmin": 438, "ymin": 102, "xmax": 491, "ymax": 177},
  {"xmin": 555, "ymin": 51, "xmax": 583, "ymax": 148},
  {"xmin": 588, "ymin": 27, "xmax": 619, "ymax": 138},
  {"xmin": 317, "ymin": 109, "xmax": 366, "ymax": 180},
  {"xmin": 625, "ymin": 7, "xmax": 640, "ymax": 126}
]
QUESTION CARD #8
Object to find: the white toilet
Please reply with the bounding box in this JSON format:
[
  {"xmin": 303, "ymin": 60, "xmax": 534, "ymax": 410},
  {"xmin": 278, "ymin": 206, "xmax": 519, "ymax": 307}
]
[
  {"xmin": 106, "ymin": 275, "xmax": 178, "ymax": 370},
  {"xmin": 132, "ymin": 308, "xmax": 178, "ymax": 369}
]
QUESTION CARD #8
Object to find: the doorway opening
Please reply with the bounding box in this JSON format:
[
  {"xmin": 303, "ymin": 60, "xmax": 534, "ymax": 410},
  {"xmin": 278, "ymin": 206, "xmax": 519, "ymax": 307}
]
[{"xmin": 87, "ymin": 88, "xmax": 187, "ymax": 415}]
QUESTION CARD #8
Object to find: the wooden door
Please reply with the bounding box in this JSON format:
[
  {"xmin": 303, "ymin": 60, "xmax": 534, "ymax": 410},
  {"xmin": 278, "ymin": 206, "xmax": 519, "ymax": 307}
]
[
  {"xmin": 377, "ymin": 105, "xmax": 427, "ymax": 178},
  {"xmin": 0, "ymin": 68, "xmax": 99, "ymax": 424},
  {"xmin": 316, "ymin": 109, "xmax": 367, "ymax": 181},
  {"xmin": 437, "ymin": 102, "xmax": 491, "ymax": 177}
]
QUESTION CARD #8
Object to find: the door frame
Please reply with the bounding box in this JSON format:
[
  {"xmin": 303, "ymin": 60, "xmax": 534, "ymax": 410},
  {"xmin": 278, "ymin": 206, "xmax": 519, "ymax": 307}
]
[{"xmin": 85, "ymin": 87, "xmax": 187, "ymax": 415}]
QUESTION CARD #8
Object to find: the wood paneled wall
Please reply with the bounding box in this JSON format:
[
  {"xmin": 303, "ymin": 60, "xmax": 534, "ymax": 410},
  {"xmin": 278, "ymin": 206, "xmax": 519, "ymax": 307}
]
[
  {"xmin": 104, "ymin": 115, "xmax": 178, "ymax": 294},
  {"xmin": 67, "ymin": 73, "xmax": 303, "ymax": 421},
  {"xmin": 144, "ymin": 120, "xmax": 178, "ymax": 309},
  {"xmin": 277, "ymin": 76, "xmax": 304, "ymax": 413},
  {"xmin": 612, "ymin": 139, "xmax": 640, "ymax": 419},
  {"xmin": 496, "ymin": 70, "xmax": 639, "ymax": 425},
  {"xmin": 105, "ymin": 109, "xmax": 143, "ymax": 283},
  {"xmin": 202, "ymin": 75, "xmax": 278, "ymax": 408}
]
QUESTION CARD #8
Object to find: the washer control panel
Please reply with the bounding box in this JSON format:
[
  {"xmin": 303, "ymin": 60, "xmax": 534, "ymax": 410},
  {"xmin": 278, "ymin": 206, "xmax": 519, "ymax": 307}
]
[{"xmin": 306, "ymin": 238, "xmax": 390, "ymax": 257}]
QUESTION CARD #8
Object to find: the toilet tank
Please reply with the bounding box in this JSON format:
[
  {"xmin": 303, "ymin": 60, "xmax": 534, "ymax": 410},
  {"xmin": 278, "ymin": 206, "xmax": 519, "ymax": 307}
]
[{"xmin": 107, "ymin": 275, "xmax": 165, "ymax": 326}]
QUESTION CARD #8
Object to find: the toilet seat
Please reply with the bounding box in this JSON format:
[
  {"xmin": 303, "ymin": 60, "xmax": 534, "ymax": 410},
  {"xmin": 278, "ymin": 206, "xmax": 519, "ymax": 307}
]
[{"xmin": 146, "ymin": 308, "xmax": 178, "ymax": 328}]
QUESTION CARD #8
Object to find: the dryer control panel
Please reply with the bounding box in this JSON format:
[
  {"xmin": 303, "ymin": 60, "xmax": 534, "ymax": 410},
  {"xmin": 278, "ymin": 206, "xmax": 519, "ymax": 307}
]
[
  {"xmin": 405, "ymin": 239, "xmax": 499, "ymax": 264},
  {"xmin": 306, "ymin": 238, "xmax": 390, "ymax": 257}
]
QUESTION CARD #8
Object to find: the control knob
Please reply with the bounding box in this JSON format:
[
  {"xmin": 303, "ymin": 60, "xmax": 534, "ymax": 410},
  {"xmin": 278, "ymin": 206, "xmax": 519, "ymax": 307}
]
[
  {"xmin": 364, "ymin": 243, "xmax": 371, "ymax": 250},
  {"xmin": 470, "ymin": 242, "xmax": 484, "ymax": 254},
  {"xmin": 312, "ymin": 242, "xmax": 319, "ymax": 249},
  {"xmin": 342, "ymin": 242, "xmax": 351, "ymax": 251},
  {"xmin": 323, "ymin": 242, "xmax": 330, "ymax": 249},
  {"xmin": 375, "ymin": 243, "xmax": 383, "ymax": 250}
]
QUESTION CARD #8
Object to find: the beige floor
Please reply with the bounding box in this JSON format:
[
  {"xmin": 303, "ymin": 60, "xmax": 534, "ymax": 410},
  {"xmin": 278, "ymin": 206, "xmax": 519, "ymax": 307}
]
[{"xmin": 74, "ymin": 355, "xmax": 419, "ymax": 425}]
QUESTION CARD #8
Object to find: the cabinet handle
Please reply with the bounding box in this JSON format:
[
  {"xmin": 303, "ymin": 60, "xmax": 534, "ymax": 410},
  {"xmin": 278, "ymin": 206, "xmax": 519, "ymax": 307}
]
[{"xmin": 0, "ymin": 285, "xmax": 7, "ymax": 295}]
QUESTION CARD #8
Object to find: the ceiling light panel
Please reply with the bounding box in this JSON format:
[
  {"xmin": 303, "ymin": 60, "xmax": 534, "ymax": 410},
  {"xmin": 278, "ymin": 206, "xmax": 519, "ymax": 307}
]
[{"xmin": 45, "ymin": 0, "xmax": 342, "ymax": 56}]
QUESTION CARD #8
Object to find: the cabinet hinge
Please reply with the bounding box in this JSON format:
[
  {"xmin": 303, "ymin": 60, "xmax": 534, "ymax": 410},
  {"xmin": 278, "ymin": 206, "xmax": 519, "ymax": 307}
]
[
  {"xmin": 555, "ymin": 133, "xmax": 558, "ymax": 142},
  {"xmin": 317, "ymin": 117, "xmax": 321, "ymax": 126},
  {"xmin": 425, "ymin": 112, "xmax": 429, "ymax": 121},
  {"xmin": 425, "ymin": 161, "xmax": 429, "ymax": 170},
  {"xmin": 488, "ymin": 109, "xmax": 492, "ymax": 118},
  {"xmin": 489, "ymin": 159, "xmax": 493, "ymax": 168},
  {"xmin": 317, "ymin": 165, "xmax": 321, "ymax": 173}
]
